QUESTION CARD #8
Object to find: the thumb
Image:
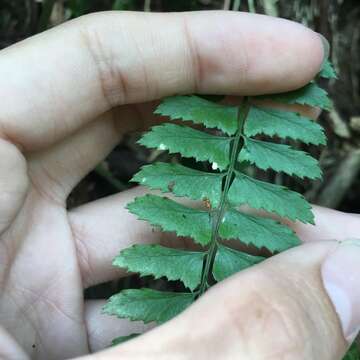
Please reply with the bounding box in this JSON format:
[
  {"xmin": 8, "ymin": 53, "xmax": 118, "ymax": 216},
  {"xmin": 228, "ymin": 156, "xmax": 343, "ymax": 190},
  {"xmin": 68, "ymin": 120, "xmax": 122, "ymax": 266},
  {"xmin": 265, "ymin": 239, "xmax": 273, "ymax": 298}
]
[{"xmin": 81, "ymin": 240, "xmax": 360, "ymax": 360}]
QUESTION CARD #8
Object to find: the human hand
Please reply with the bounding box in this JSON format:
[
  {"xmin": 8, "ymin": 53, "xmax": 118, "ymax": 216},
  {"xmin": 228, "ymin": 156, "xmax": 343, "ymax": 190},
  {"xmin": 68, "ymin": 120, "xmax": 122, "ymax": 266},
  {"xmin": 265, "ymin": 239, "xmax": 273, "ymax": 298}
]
[{"xmin": 0, "ymin": 10, "xmax": 358, "ymax": 360}]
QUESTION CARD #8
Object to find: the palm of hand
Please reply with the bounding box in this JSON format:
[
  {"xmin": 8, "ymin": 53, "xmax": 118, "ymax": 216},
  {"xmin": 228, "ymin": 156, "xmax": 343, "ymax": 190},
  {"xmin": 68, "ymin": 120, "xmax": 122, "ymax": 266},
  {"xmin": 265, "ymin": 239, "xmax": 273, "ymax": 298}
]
[{"xmin": 0, "ymin": 159, "xmax": 90, "ymax": 359}]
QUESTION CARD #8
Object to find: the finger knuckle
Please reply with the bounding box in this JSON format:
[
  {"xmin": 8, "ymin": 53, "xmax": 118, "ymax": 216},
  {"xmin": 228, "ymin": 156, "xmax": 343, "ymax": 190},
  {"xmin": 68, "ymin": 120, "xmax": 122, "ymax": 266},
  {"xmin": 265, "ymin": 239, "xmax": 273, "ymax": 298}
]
[
  {"xmin": 181, "ymin": 16, "xmax": 202, "ymax": 93},
  {"xmin": 77, "ymin": 16, "xmax": 132, "ymax": 107}
]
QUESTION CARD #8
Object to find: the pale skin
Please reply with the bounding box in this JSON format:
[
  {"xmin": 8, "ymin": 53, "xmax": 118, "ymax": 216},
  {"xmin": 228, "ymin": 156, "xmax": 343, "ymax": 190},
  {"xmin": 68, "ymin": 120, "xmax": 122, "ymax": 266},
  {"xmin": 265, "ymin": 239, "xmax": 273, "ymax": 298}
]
[{"xmin": 0, "ymin": 10, "xmax": 359, "ymax": 360}]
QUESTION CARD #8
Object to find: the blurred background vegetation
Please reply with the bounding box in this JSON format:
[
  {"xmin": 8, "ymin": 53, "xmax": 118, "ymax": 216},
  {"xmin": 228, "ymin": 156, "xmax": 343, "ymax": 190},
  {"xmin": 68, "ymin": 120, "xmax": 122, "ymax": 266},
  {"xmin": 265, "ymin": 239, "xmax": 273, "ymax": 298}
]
[{"xmin": 0, "ymin": 0, "xmax": 360, "ymax": 356}]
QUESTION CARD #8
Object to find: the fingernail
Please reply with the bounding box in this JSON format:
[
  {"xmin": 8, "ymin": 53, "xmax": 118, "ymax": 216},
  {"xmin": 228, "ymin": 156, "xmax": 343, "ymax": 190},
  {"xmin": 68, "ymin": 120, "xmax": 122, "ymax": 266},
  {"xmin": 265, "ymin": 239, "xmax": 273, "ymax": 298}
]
[
  {"xmin": 317, "ymin": 33, "xmax": 330, "ymax": 68},
  {"xmin": 321, "ymin": 239, "xmax": 360, "ymax": 343}
]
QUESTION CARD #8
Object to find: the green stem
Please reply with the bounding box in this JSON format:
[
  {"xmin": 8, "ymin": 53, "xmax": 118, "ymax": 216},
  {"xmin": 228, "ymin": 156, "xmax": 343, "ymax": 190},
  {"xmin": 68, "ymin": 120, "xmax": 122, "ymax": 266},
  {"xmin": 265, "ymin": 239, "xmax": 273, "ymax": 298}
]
[{"xmin": 197, "ymin": 98, "xmax": 250, "ymax": 296}]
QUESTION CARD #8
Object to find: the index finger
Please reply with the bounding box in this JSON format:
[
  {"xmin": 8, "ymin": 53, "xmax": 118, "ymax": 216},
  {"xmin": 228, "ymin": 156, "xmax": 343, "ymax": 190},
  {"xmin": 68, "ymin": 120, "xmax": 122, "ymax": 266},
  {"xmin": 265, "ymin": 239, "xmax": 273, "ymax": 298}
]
[{"xmin": 0, "ymin": 11, "xmax": 324, "ymax": 150}]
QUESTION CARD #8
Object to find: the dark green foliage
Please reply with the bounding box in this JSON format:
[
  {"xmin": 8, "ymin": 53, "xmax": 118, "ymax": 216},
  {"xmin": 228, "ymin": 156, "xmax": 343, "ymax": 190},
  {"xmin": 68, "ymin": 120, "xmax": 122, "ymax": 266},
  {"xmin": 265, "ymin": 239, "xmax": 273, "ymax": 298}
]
[
  {"xmin": 132, "ymin": 162, "xmax": 223, "ymax": 207},
  {"xmin": 244, "ymin": 106, "xmax": 326, "ymax": 145},
  {"xmin": 238, "ymin": 138, "xmax": 322, "ymax": 179},
  {"xmin": 113, "ymin": 244, "xmax": 204, "ymax": 290},
  {"xmin": 213, "ymin": 245, "xmax": 265, "ymax": 282},
  {"xmin": 139, "ymin": 124, "xmax": 231, "ymax": 170},
  {"xmin": 104, "ymin": 289, "xmax": 194, "ymax": 324},
  {"xmin": 228, "ymin": 172, "xmax": 314, "ymax": 223},
  {"xmin": 219, "ymin": 209, "xmax": 300, "ymax": 252},
  {"xmin": 111, "ymin": 334, "xmax": 139, "ymax": 346},
  {"xmin": 105, "ymin": 65, "xmax": 333, "ymax": 345},
  {"xmin": 155, "ymin": 95, "xmax": 238, "ymax": 135},
  {"xmin": 257, "ymin": 82, "xmax": 332, "ymax": 110},
  {"xmin": 319, "ymin": 60, "xmax": 338, "ymax": 79},
  {"xmin": 343, "ymin": 343, "xmax": 360, "ymax": 360},
  {"xmin": 127, "ymin": 195, "xmax": 212, "ymax": 245}
]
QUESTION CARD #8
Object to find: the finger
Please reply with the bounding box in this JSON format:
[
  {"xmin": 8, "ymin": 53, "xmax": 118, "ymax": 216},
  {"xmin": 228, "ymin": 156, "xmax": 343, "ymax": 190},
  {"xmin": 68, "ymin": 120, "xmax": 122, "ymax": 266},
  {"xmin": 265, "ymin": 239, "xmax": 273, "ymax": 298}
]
[
  {"xmin": 69, "ymin": 187, "xmax": 197, "ymax": 288},
  {"xmin": 293, "ymin": 205, "xmax": 360, "ymax": 243},
  {"xmin": 93, "ymin": 241, "xmax": 359, "ymax": 360},
  {"xmin": 69, "ymin": 185, "xmax": 360, "ymax": 288},
  {"xmin": 0, "ymin": 139, "xmax": 28, "ymax": 235},
  {"xmin": 0, "ymin": 11, "xmax": 324, "ymax": 150},
  {"xmin": 85, "ymin": 300, "xmax": 152, "ymax": 352},
  {"xmin": 27, "ymin": 107, "xmax": 136, "ymax": 202}
]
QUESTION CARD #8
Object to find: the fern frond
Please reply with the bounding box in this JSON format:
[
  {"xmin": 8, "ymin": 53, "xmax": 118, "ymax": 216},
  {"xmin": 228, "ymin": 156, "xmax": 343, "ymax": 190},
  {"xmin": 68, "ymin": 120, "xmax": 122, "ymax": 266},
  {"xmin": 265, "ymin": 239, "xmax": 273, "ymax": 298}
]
[
  {"xmin": 228, "ymin": 172, "xmax": 314, "ymax": 223},
  {"xmin": 245, "ymin": 105, "xmax": 326, "ymax": 145},
  {"xmin": 257, "ymin": 83, "xmax": 332, "ymax": 110},
  {"xmin": 155, "ymin": 95, "xmax": 238, "ymax": 135},
  {"xmin": 213, "ymin": 245, "xmax": 265, "ymax": 282},
  {"xmin": 104, "ymin": 289, "xmax": 194, "ymax": 324},
  {"xmin": 219, "ymin": 208, "xmax": 301, "ymax": 252},
  {"xmin": 113, "ymin": 244, "xmax": 205, "ymax": 291},
  {"xmin": 238, "ymin": 137, "xmax": 322, "ymax": 179},
  {"xmin": 127, "ymin": 195, "xmax": 212, "ymax": 245},
  {"xmin": 132, "ymin": 162, "xmax": 224, "ymax": 207},
  {"xmin": 319, "ymin": 59, "xmax": 337, "ymax": 79},
  {"xmin": 139, "ymin": 123, "xmax": 231, "ymax": 170}
]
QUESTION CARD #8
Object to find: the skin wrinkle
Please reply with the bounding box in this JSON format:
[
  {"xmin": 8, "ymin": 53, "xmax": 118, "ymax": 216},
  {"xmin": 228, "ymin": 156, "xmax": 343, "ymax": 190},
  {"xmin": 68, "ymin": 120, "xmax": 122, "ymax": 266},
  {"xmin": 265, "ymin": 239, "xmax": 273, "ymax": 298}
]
[
  {"xmin": 78, "ymin": 26, "xmax": 129, "ymax": 109},
  {"xmin": 261, "ymin": 297, "xmax": 313, "ymax": 359},
  {"xmin": 142, "ymin": 17, "xmax": 160, "ymax": 101},
  {"xmin": 124, "ymin": 18, "xmax": 153, "ymax": 103},
  {"xmin": 27, "ymin": 160, "xmax": 68, "ymax": 207},
  {"xmin": 0, "ymin": 187, "xmax": 89, "ymax": 357},
  {"xmin": 0, "ymin": 140, "xmax": 28, "ymax": 236},
  {"xmin": 293, "ymin": 274, "xmax": 334, "ymax": 345},
  {"xmin": 0, "ymin": 198, "xmax": 42, "ymax": 291},
  {"xmin": 219, "ymin": 15, "xmax": 250, "ymax": 90},
  {"xmin": 8, "ymin": 266, "xmax": 75, "ymax": 322},
  {"xmin": 6, "ymin": 267, "xmax": 87, "ymax": 355},
  {"xmin": 182, "ymin": 16, "xmax": 201, "ymax": 94},
  {"xmin": 69, "ymin": 216, "xmax": 97, "ymax": 289},
  {"xmin": 0, "ymin": 126, "xmax": 25, "ymax": 154},
  {"xmin": 262, "ymin": 250, "xmax": 345, "ymax": 358},
  {"xmin": 223, "ymin": 284, "xmax": 303, "ymax": 358},
  {"xmin": 1, "ymin": 290, "xmax": 41, "ymax": 356}
]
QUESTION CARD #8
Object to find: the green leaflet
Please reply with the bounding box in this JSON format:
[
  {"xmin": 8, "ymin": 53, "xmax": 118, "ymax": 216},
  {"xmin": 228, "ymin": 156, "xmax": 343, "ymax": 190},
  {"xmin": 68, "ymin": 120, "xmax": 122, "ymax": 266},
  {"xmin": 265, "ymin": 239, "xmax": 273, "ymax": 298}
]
[
  {"xmin": 113, "ymin": 244, "xmax": 205, "ymax": 291},
  {"xmin": 244, "ymin": 105, "xmax": 326, "ymax": 145},
  {"xmin": 228, "ymin": 172, "xmax": 314, "ymax": 224},
  {"xmin": 132, "ymin": 162, "xmax": 224, "ymax": 207},
  {"xmin": 104, "ymin": 289, "xmax": 194, "ymax": 324},
  {"xmin": 213, "ymin": 245, "xmax": 265, "ymax": 281},
  {"xmin": 155, "ymin": 95, "xmax": 238, "ymax": 135},
  {"xmin": 238, "ymin": 137, "xmax": 322, "ymax": 179},
  {"xmin": 139, "ymin": 123, "xmax": 231, "ymax": 170},
  {"xmin": 111, "ymin": 334, "xmax": 139, "ymax": 346},
  {"xmin": 257, "ymin": 83, "xmax": 332, "ymax": 110},
  {"xmin": 219, "ymin": 209, "xmax": 301, "ymax": 252},
  {"xmin": 319, "ymin": 60, "xmax": 337, "ymax": 79},
  {"xmin": 127, "ymin": 194, "xmax": 212, "ymax": 245}
]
